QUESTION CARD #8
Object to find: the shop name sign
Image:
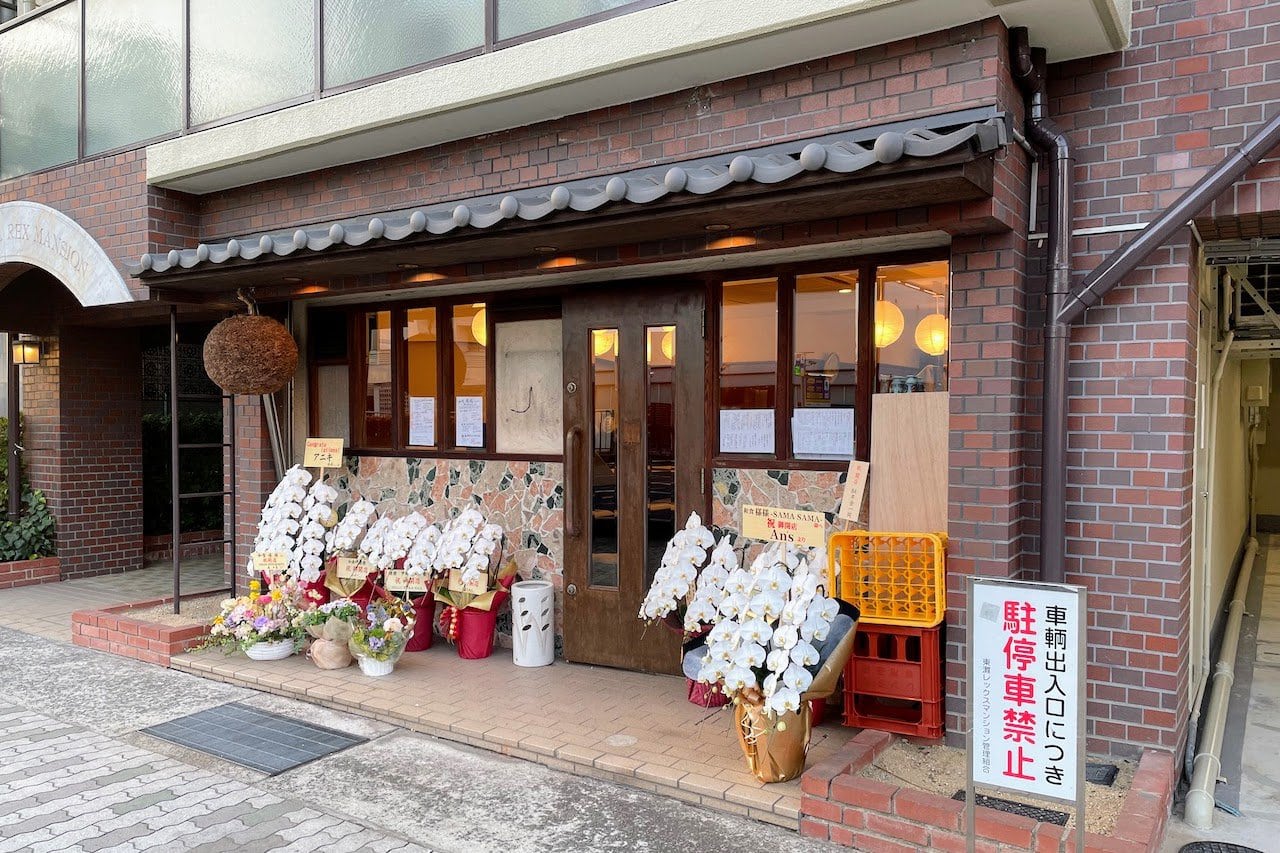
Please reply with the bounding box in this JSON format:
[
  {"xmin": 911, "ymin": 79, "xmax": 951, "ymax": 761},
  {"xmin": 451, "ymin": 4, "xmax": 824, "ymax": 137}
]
[
  {"xmin": 304, "ymin": 438, "xmax": 344, "ymax": 468},
  {"xmin": 0, "ymin": 200, "xmax": 134, "ymax": 307},
  {"xmin": 741, "ymin": 505, "xmax": 825, "ymax": 547},
  {"xmin": 966, "ymin": 577, "xmax": 1087, "ymax": 850},
  {"xmin": 5, "ymin": 222, "xmax": 90, "ymax": 280}
]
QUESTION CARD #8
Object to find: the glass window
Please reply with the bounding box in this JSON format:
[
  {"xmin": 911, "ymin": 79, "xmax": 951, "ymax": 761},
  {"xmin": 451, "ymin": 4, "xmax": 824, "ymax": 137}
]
[
  {"xmin": 719, "ymin": 278, "xmax": 777, "ymax": 455},
  {"xmin": 322, "ymin": 0, "xmax": 483, "ymax": 88},
  {"xmin": 497, "ymin": 0, "xmax": 636, "ymax": 40},
  {"xmin": 0, "ymin": 1, "xmax": 79, "ymax": 180},
  {"xmin": 452, "ymin": 304, "xmax": 488, "ymax": 448},
  {"xmin": 84, "ymin": 0, "xmax": 182, "ymax": 155},
  {"xmin": 316, "ymin": 365, "xmax": 350, "ymax": 443},
  {"xmin": 875, "ymin": 261, "xmax": 950, "ymax": 393},
  {"xmin": 361, "ymin": 311, "xmax": 393, "ymax": 448},
  {"xmin": 188, "ymin": 0, "xmax": 313, "ymax": 126},
  {"xmin": 590, "ymin": 328, "xmax": 619, "ymax": 588},
  {"xmin": 792, "ymin": 271, "xmax": 858, "ymax": 460},
  {"xmin": 645, "ymin": 325, "xmax": 675, "ymax": 587},
  {"xmin": 405, "ymin": 307, "xmax": 438, "ymax": 448}
]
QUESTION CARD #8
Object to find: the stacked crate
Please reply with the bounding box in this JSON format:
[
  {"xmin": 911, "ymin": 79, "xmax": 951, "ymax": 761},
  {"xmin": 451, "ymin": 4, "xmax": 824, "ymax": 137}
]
[{"xmin": 828, "ymin": 532, "xmax": 946, "ymax": 739}]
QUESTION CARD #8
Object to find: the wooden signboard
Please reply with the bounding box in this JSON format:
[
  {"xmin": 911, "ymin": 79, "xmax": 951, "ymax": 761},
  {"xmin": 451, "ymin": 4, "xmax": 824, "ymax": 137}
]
[
  {"xmin": 838, "ymin": 460, "xmax": 870, "ymax": 523},
  {"xmin": 869, "ymin": 392, "xmax": 948, "ymax": 533},
  {"xmin": 383, "ymin": 569, "xmax": 429, "ymax": 593},
  {"xmin": 336, "ymin": 555, "xmax": 373, "ymax": 580},
  {"xmin": 741, "ymin": 505, "xmax": 825, "ymax": 547},
  {"xmin": 304, "ymin": 437, "xmax": 344, "ymax": 469},
  {"xmin": 252, "ymin": 551, "xmax": 288, "ymax": 576}
]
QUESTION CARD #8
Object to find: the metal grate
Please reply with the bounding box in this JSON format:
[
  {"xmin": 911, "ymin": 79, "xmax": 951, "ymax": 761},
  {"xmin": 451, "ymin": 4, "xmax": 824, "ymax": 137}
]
[
  {"xmin": 1178, "ymin": 845, "xmax": 1265, "ymax": 853},
  {"xmin": 951, "ymin": 790, "xmax": 1069, "ymax": 825},
  {"xmin": 142, "ymin": 703, "xmax": 366, "ymax": 775}
]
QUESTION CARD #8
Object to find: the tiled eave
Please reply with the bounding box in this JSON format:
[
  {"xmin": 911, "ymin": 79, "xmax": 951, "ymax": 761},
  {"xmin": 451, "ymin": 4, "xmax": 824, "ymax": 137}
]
[{"xmin": 131, "ymin": 109, "xmax": 1008, "ymax": 281}]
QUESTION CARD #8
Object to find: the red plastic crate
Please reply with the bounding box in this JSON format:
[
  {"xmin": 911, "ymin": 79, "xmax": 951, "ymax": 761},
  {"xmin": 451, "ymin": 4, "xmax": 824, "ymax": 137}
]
[{"xmin": 843, "ymin": 623, "xmax": 945, "ymax": 738}]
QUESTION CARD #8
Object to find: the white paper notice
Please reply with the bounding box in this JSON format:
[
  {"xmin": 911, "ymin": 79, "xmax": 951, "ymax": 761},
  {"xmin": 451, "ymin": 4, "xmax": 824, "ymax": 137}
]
[
  {"xmin": 409, "ymin": 396, "xmax": 435, "ymax": 446},
  {"xmin": 720, "ymin": 408, "xmax": 775, "ymax": 454},
  {"xmin": 791, "ymin": 408, "xmax": 854, "ymax": 458},
  {"xmin": 455, "ymin": 396, "xmax": 484, "ymax": 447}
]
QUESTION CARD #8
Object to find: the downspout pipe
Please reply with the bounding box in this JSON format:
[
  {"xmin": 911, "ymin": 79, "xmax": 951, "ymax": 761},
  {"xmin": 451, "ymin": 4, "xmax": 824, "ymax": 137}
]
[
  {"xmin": 1010, "ymin": 28, "xmax": 1073, "ymax": 584},
  {"xmin": 1186, "ymin": 536, "xmax": 1259, "ymax": 829},
  {"xmin": 1059, "ymin": 110, "xmax": 1280, "ymax": 326}
]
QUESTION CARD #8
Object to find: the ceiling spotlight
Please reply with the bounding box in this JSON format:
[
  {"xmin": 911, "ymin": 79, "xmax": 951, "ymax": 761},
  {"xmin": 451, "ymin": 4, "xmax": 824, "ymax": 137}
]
[
  {"xmin": 704, "ymin": 223, "xmax": 731, "ymax": 232},
  {"xmin": 396, "ymin": 263, "xmax": 421, "ymax": 270},
  {"xmin": 282, "ymin": 276, "xmax": 302, "ymax": 283},
  {"xmin": 534, "ymin": 245, "xmax": 558, "ymax": 254}
]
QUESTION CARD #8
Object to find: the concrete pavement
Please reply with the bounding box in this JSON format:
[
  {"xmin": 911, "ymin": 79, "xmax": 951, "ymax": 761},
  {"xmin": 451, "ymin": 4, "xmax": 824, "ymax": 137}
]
[{"xmin": 0, "ymin": 624, "xmax": 834, "ymax": 852}]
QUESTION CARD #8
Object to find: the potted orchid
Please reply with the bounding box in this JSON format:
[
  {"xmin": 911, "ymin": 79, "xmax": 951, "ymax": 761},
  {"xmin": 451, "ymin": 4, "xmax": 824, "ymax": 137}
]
[
  {"xmin": 690, "ymin": 541, "xmax": 846, "ymax": 783},
  {"xmin": 323, "ymin": 499, "xmax": 377, "ymax": 601},
  {"xmin": 430, "ymin": 508, "xmax": 513, "ymax": 659},
  {"xmin": 348, "ymin": 596, "xmax": 415, "ymax": 677},
  {"xmin": 250, "ymin": 466, "xmax": 338, "ymax": 602},
  {"xmin": 296, "ymin": 597, "xmax": 362, "ymax": 669},
  {"xmin": 361, "ymin": 511, "xmax": 438, "ymax": 651},
  {"xmin": 208, "ymin": 578, "xmax": 311, "ymax": 660}
]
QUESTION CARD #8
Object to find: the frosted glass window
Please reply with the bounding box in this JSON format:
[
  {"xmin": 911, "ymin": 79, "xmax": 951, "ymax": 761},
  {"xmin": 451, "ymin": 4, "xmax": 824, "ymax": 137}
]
[
  {"xmin": 0, "ymin": 1, "xmax": 79, "ymax": 180},
  {"xmin": 85, "ymin": 0, "xmax": 183, "ymax": 155},
  {"xmin": 322, "ymin": 0, "xmax": 483, "ymax": 88},
  {"xmin": 497, "ymin": 0, "xmax": 636, "ymax": 40},
  {"xmin": 189, "ymin": 0, "xmax": 314, "ymax": 127}
]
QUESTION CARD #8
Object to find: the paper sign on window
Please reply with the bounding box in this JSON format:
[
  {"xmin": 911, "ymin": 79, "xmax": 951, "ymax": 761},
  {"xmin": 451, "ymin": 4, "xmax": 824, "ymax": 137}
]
[
  {"xmin": 719, "ymin": 408, "xmax": 775, "ymax": 454},
  {"xmin": 409, "ymin": 396, "xmax": 435, "ymax": 446},
  {"xmin": 455, "ymin": 396, "xmax": 484, "ymax": 447},
  {"xmin": 791, "ymin": 408, "xmax": 854, "ymax": 458}
]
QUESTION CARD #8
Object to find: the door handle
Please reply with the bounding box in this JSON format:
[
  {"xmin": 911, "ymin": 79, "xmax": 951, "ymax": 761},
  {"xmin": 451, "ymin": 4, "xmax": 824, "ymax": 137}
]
[{"xmin": 565, "ymin": 425, "xmax": 582, "ymax": 538}]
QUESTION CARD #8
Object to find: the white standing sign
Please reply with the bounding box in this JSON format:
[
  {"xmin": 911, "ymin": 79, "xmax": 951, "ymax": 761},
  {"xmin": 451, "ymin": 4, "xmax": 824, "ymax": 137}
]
[{"xmin": 967, "ymin": 577, "xmax": 1086, "ymax": 852}]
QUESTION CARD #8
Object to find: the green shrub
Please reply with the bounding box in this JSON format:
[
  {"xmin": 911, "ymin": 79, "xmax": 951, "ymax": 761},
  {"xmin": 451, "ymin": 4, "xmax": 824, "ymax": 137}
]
[{"xmin": 0, "ymin": 487, "xmax": 56, "ymax": 561}]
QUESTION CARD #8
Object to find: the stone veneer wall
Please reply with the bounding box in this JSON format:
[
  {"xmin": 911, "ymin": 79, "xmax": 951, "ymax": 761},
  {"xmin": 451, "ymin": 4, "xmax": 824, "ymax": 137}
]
[{"xmin": 712, "ymin": 469, "xmax": 862, "ymax": 539}]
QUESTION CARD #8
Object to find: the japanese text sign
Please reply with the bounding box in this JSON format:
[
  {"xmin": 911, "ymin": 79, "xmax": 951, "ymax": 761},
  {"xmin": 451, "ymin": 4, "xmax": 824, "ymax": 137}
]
[
  {"xmin": 968, "ymin": 578, "xmax": 1086, "ymax": 803},
  {"xmin": 383, "ymin": 569, "xmax": 429, "ymax": 593},
  {"xmin": 336, "ymin": 556, "xmax": 373, "ymax": 580},
  {"xmin": 304, "ymin": 437, "xmax": 344, "ymax": 469},
  {"xmin": 252, "ymin": 551, "xmax": 288, "ymax": 576},
  {"xmin": 741, "ymin": 505, "xmax": 825, "ymax": 547}
]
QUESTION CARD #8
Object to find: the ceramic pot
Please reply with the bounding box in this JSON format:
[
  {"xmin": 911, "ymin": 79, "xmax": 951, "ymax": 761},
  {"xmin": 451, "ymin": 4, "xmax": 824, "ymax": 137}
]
[{"xmin": 244, "ymin": 639, "xmax": 295, "ymax": 661}]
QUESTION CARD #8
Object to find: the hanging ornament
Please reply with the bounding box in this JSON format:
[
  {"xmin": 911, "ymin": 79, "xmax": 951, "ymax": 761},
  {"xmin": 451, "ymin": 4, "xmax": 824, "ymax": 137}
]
[
  {"xmin": 873, "ymin": 300, "xmax": 904, "ymax": 348},
  {"xmin": 203, "ymin": 314, "xmax": 298, "ymax": 394},
  {"xmin": 914, "ymin": 313, "xmax": 949, "ymax": 356}
]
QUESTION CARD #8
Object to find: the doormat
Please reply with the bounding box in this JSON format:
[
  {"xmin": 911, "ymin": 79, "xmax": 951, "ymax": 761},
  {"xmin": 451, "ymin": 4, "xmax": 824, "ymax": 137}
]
[
  {"xmin": 1086, "ymin": 761, "xmax": 1119, "ymax": 786},
  {"xmin": 951, "ymin": 790, "xmax": 1070, "ymax": 825},
  {"xmin": 141, "ymin": 702, "xmax": 366, "ymax": 775}
]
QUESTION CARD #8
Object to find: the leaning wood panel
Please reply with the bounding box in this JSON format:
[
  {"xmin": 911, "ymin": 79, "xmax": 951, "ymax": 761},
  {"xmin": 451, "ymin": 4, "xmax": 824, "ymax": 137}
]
[{"xmin": 869, "ymin": 392, "xmax": 949, "ymax": 533}]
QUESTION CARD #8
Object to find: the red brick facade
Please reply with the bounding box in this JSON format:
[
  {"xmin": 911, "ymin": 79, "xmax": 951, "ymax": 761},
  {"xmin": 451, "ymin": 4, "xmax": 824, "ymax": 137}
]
[{"xmin": 2, "ymin": 1, "xmax": 1277, "ymax": 773}]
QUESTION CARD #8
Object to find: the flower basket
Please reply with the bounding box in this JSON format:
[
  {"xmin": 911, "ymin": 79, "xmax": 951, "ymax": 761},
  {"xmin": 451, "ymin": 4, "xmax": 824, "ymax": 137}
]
[
  {"xmin": 263, "ymin": 571, "xmax": 329, "ymax": 606},
  {"xmin": 734, "ymin": 700, "xmax": 813, "ymax": 783},
  {"xmin": 404, "ymin": 592, "xmax": 436, "ymax": 652},
  {"xmin": 245, "ymin": 639, "xmax": 296, "ymax": 661},
  {"xmin": 356, "ymin": 654, "xmax": 397, "ymax": 677}
]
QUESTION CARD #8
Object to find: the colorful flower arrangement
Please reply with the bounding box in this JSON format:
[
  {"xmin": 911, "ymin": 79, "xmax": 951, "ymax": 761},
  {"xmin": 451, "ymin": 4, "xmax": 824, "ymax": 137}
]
[
  {"xmin": 348, "ymin": 597, "xmax": 415, "ymax": 663},
  {"xmin": 297, "ymin": 597, "xmax": 362, "ymax": 637},
  {"xmin": 208, "ymin": 578, "xmax": 313, "ymax": 653}
]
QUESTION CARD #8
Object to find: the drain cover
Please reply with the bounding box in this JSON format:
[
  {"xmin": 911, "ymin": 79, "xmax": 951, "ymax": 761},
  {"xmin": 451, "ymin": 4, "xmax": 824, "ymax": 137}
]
[
  {"xmin": 1178, "ymin": 845, "xmax": 1265, "ymax": 853},
  {"xmin": 952, "ymin": 790, "xmax": 1070, "ymax": 825},
  {"xmin": 142, "ymin": 703, "xmax": 366, "ymax": 775},
  {"xmin": 1086, "ymin": 761, "xmax": 1119, "ymax": 786}
]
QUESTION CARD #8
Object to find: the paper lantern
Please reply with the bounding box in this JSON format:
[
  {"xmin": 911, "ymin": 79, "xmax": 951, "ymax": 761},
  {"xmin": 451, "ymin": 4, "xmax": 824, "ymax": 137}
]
[
  {"xmin": 203, "ymin": 315, "xmax": 298, "ymax": 395},
  {"xmin": 914, "ymin": 313, "xmax": 949, "ymax": 356},
  {"xmin": 470, "ymin": 307, "xmax": 487, "ymax": 347},
  {"xmin": 873, "ymin": 300, "xmax": 904, "ymax": 348},
  {"xmin": 661, "ymin": 329, "xmax": 675, "ymax": 360},
  {"xmin": 593, "ymin": 329, "xmax": 617, "ymax": 357}
]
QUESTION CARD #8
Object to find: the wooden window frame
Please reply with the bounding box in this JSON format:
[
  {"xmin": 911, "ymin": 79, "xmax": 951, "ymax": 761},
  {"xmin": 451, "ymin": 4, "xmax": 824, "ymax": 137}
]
[
  {"xmin": 331, "ymin": 295, "xmax": 563, "ymax": 462},
  {"xmin": 709, "ymin": 249, "xmax": 949, "ymax": 472}
]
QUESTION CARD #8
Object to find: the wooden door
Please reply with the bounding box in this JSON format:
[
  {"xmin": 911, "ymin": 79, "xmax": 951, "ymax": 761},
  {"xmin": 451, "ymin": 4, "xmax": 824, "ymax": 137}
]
[{"xmin": 562, "ymin": 283, "xmax": 706, "ymax": 673}]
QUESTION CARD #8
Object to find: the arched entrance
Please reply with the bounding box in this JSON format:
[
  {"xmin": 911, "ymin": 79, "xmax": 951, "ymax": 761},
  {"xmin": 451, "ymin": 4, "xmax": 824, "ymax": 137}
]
[{"xmin": 0, "ymin": 200, "xmax": 133, "ymax": 308}]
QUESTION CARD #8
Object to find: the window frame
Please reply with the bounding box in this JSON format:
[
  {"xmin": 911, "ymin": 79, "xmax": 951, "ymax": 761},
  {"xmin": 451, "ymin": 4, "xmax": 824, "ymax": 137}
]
[
  {"xmin": 329, "ymin": 295, "xmax": 563, "ymax": 462},
  {"xmin": 709, "ymin": 249, "xmax": 949, "ymax": 471}
]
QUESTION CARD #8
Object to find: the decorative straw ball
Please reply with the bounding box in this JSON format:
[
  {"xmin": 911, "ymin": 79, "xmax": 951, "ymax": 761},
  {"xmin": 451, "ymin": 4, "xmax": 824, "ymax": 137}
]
[{"xmin": 203, "ymin": 314, "xmax": 299, "ymax": 395}]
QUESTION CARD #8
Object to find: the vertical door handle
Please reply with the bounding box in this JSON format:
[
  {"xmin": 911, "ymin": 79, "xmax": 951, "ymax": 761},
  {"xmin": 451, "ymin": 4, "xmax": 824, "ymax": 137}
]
[{"xmin": 565, "ymin": 426, "xmax": 582, "ymax": 538}]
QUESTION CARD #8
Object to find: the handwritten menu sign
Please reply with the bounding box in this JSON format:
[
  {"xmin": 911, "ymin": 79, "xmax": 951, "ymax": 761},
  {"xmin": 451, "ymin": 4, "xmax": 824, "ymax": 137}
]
[
  {"xmin": 719, "ymin": 408, "xmax": 775, "ymax": 454},
  {"xmin": 791, "ymin": 408, "xmax": 854, "ymax": 458},
  {"xmin": 455, "ymin": 396, "xmax": 484, "ymax": 447},
  {"xmin": 252, "ymin": 551, "xmax": 288, "ymax": 576},
  {"xmin": 336, "ymin": 555, "xmax": 374, "ymax": 580},
  {"xmin": 838, "ymin": 460, "xmax": 870, "ymax": 523},
  {"xmin": 383, "ymin": 569, "xmax": 429, "ymax": 593},
  {"xmin": 409, "ymin": 397, "xmax": 435, "ymax": 447},
  {"xmin": 741, "ymin": 505, "xmax": 825, "ymax": 547},
  {"xmin": 304, "ymin": 437, "xmax": 345, "ymax": 468}
]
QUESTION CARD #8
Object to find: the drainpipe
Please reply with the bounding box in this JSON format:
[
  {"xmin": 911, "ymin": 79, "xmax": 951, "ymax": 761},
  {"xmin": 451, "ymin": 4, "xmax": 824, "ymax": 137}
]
[
  {"xmin": 1186, "ymin": 535, "xmax": 1259, "ymax": 828},
  {"xmin": 1010, "ymin": 28, "xmax": 1073, "ymax": 583}
]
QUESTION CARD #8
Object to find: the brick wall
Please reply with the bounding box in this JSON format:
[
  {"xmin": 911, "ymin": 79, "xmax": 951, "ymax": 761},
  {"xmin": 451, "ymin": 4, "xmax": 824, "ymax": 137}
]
[
  {"xmin": 230, "ymin": 395, "xmax": 277, "ymax": 593},
  {"xmin": 21, "ymin": 328, "xmax": 144, "ymax": 579}
]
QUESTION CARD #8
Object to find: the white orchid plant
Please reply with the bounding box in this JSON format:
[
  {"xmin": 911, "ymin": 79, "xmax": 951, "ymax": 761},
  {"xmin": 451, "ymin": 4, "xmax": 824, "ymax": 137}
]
[
  {"xmin": 358, "ymin": 512, "xmax": 431, "ymax": 572},
  {"xmin": 326, "ymin": 499, "xmax": 377, "ymax": 553},
  {"xmin": 432, "ymin": 507, "xmax": 504, "ymax": 589},
  {"xmin": 637, "ymin": 513, "xmax": 716, "ymax": 622},
  {"xmin": 693, "ymin": 542, "xmax": 840, "ymax": 718},
  {"xmin": 251, "ymin": 465, "xmax": 314, "ymax": 581}
]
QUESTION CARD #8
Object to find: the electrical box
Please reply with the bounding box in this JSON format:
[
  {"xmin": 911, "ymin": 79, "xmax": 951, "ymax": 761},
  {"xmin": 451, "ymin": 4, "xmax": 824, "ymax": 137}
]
[
  {"xmin": 1245, "ymin": 384, "xmax": 1268, "ymax": 405},
  {"xmin": 1241, "ymin": 359, "xmax": 1270, "ymax": 405}
]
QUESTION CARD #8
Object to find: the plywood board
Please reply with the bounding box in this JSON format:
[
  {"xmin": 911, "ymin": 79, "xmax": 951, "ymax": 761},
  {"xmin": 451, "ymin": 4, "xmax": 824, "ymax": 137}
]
[{"xmin": 869, "ymin": 392, "xmax": 949, "ymax": 534}]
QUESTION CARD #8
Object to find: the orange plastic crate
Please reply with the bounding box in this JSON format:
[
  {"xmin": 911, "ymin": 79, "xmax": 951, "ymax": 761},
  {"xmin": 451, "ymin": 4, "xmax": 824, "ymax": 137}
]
[{"xmin": 827, "ymin": 531, "xmax": 945, "ymax": 627}]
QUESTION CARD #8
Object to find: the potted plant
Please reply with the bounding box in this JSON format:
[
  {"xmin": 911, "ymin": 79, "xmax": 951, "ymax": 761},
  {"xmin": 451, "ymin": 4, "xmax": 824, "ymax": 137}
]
[
  {"xmin": 348, "ymin": 596, "xmax": 415, "ymax": 677},
  {"xmin": 430, "ymin": 509, "xmax": 513, "ymax": 659},
  {"xmin": 296, "ymin": 597, "xmax": 362, "ymax": 669},
  {"xmin": 362, "ymin": 511, "xmax": 439, "ymax": 651},
  {"xmin": 251, "ymin": 465, "xmax": 338, "ymax": 603},
  {"xmin": 323, "ymin": 499, "xmax": 378, "ymax": 604},
  {"xmin": 401, "ymin": 518, "xmax": 444, "ymax": 651},
  {"xmin": 208, "ymin": 578, "xmax": 310, "ymax": 660}
]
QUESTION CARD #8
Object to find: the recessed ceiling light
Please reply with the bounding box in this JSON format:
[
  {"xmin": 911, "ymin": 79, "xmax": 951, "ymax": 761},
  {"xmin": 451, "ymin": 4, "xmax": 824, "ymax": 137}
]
[
  {"xmin": 838, "ymin": 288, "xmax": 853, "ymax": 294},
  {"xmin": 704, "ymin": 223, "xmax": 731, "ymax": 232},
  {"xmin": 534, "ymin": 245, "xmax": 558, "ymax": 254},
  {"xmin": 397, "ymin": 263, "xmax": 421, "ymax": 270},
  {"xmin": 282, "ymin": 276, "xmax": 302, "ymax": 283}
]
